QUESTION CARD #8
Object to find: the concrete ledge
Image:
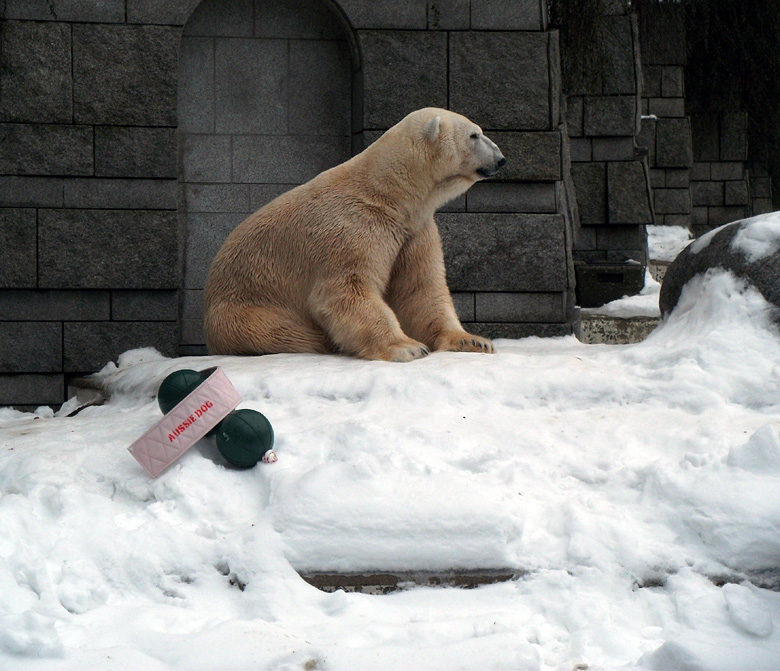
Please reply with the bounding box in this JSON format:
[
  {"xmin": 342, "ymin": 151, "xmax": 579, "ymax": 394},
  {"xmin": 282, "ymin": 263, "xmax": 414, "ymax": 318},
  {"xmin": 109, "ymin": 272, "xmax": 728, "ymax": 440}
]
[{"xmin": 578, "ymin": 314, "xmax": 659, "ymax": 345}]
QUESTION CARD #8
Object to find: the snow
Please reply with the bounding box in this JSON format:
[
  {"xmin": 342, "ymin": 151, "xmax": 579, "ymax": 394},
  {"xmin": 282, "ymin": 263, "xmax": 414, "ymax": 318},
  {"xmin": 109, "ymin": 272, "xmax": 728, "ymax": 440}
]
[
  {"xmin": 646, "ymin": 224, "xmax": 692, "ymax": 263},
  {"xmin": 731, "ymin": 211, "xmax": 780, "ymax": 262},
  {"xmin": 2, "ymin": 268, "xmax": 780, "ymax": 670}
]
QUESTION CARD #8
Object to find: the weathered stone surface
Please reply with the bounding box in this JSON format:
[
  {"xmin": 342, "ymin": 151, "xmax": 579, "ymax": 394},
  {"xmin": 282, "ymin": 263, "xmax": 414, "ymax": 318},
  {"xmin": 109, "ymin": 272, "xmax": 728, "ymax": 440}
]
[
  {"xmin": 566, "ymin": 97, "xmax": 584, "ymax": 137},
  {"xmin": 595, "ymin": 225, "xmax": 648, "ymax": 255},
  {"xmin": 249, "ymin": 184, "xmax": 297, "ymax": 211},
  {"xmin": 665, "ymin": 169, "xmax": 690, "ymax": 188},
  {"xmin": 584, "ymin": 96, "xmax": 637, "ymax": 137},
  {"xmin": 0, "ymin": 209, "xmax": 36, "ymax": 288},
  {"xmin": 660, "ymin": 217, "xmax": 780, "ymax": 318},
  {"xmin": 471, "ymin": 0, "xmax": 545, "ymax": 30},
  {"xmin": 0, "ymin": 322, "xmax": 62, "ymax": 373},
  {"xmin": 112, "ymin": 291, "xmax": 178, "ymax": 321},
  {"xmin": 608, "ymin": 161, "xmax": 652, "ymax": 225},
  {"xmin": 451, "ymin": 292, "xmax": 475, "ymax": 321},
  {"xmin": 725, "ymin": 181, "xmax": 750, "ymax": 206},
  {"xmin": 39, "ymin": 210, "xmax": 178, "ymax": 289},
  {"xmin": 184, "ymin": 213, "xmax": 244, "ymax": 288},
  {"xmin": 466, "ymin": 322, "xmax": 572, "ymax": 339},
  {"xmin": 690, "ymin": 114, "xmax": 719, "ymax": 162},
  {"xmin": 255, "ymin": 0, "xmax": 347, "ymax": 38},
  {"xmin": 183, "ymin": 0, "xmax": 253, "ymax": 36},
  {"xmin": 232, "ymin": 135, "xmax": 350, "ymax": 183},
  {"xmin": 707, "ymin": 206, "xmax": 749, "ymax": 228},
  {"xmin": 720, "ymin": 112, "xmax": 747, "ymax": 162},
  {"xmin": 359, "ymin": 31, "xmax": 447, "ymax": 128},
  {"xmin": 338, "ymin": 0, "xmax": 427, "ymax": 29},
  {"xmin": 215, "ymin": 38, "xmax": 288, "ymax": 134},
  {"xmin": 0, "ymin": 177, "xmax": 64, "ymax": 208},
  {"xmin": 661, "ymin": 66, "xmax": 684, "ymax": 97},
  {"xmin": 73, "ymin": 25, "xmax": 178, "ymax": 125},
  {"xmin": 183, "ymin": 184, "xmax": 251, "ymax": 213},
  {"xmin": 0, "ymin": 0, "xmax": 125, "ymax": 21},
  {"xmin": 179, "ymin": 135, "xmax": 232, "ymax": 183},
  {"xmin": 0, "ymin": 375, "xmax": 63, "ymax": 406},
  {"xmin": 654, "ymin": 188, "xmax": 691, "ymax": 215},
  {"xmin": 426, "ymin": 0, "xmax": 469, "ymax": 30},
  {"xmin": 575, "ymin": 264, "xmax": 645, "ymax": 308},
  {"xmin": 289, "ymin": 40, "xmax": 352, "ymax": 135},
  {"xmin": 487, "ymin": 132, "xmax": 561, "ymax": 181},
  {"xmin": 95, "ymin": 127, "xmax": 177, "ymax": 179},
  {"xmin": 438, "ymin": 213, "xmax": 567, "ymax": 292},
  {"xmin": 570, "ymin": 138, "xmax": 592, "ymax": 162},
  {"xmin": 64, "ymin": 322, "xmax": 178, "ymax": 372},
  {"xmin": 0, "ymin": 124, "xmax": 93, "ymax": 176},
  {"xmin": 64, "ymin": 179, "xmax": 176, "ymax": 210},
  {"xmin": 599, "ymin": 15, "xmax": 636, "ymax": 95},
  {"xmin": 450, "ymin": 32, "xmax": 550, "ymax": 130},
  {"xmin": 129, "ymin": 0, "xmax": 202, "ymax": 24},
  {"xmin": 0, "ymin": 22, "xmax": 72, "ymax": 123},
  {"xmin": 691, "ymin": 182, "xmax": 724, "ymax": 207},
  {"xmin": 648, "ymin": 98, "xmax": 685, "ymax": 118},
  {"xmin": 592, "ymin": 138, "xmax": 635, "ymax": 162},
  {"xmin": 711, "ymin": 162, "xmax": 744, "ymax": 181},
  {"xmin": 655, "ymin": 117, "xmax": 693, "ymax": 168},
  {"xmin": 178, "ymin": 37, "xmax": 215, "ymax": 134},
  {"xmin": 571, "ymin": 163, "xmax": 606, "ymax": 225},
  {"xmin": 467, "ymin": 182, "xmax": 556, "ymax": 213},
  {"xmin": 0, "ymin": 290, "xmax": 109, "ymax": 320},
  {"xmin": 475, "ymin": 292, "xmax": 564, "ymax": 322},
  {"xmin": 181, "ymin": 318, "xmax": 205, "ymax": 345},
  {"xmin": 640, "ymin": 5, "xmax": 686, "ymax": 65}
]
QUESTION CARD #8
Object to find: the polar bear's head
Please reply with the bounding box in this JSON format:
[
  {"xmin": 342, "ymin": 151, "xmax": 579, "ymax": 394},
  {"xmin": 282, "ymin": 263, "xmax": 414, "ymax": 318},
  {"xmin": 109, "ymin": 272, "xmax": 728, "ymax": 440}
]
[{"xmin": 415, "ymin": 108, "xmax": 506, "ymax": 183}]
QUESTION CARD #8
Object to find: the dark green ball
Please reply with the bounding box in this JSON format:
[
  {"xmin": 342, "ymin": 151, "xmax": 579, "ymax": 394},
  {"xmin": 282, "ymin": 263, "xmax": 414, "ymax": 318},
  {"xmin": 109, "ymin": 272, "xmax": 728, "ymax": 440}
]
[
  {"xmin": 216, "ymin": 409, "xmax": 274, "ymax": 469},
  {"xmin": 157, "ymin": 369, "xmax": 208, "ymax": 415}
]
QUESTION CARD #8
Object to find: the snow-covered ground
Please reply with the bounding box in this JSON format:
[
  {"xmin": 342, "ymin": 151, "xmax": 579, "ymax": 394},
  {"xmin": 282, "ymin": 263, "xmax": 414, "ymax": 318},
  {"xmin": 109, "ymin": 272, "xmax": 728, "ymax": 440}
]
[{"xmin": 3, "ymin": 248, "xmax": 780, "ymax": 668}]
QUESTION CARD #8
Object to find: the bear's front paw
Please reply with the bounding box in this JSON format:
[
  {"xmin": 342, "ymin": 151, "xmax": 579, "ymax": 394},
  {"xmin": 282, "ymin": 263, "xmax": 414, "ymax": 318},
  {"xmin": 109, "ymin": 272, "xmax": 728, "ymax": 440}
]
[
  {"xmin": 435, "ymin": 332, "xmax": 494, "ymax": 354},
  {"xmin": 383, "ymin": 339, "xmax": 430, "ymax": 362}
]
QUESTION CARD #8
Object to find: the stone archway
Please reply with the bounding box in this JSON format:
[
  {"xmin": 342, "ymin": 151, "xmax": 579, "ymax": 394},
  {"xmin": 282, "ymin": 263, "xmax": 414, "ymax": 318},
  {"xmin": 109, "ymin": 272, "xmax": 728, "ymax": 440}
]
[{"xmin": 177, "ymin": 0, "xmax": 357, "ymax": 354}]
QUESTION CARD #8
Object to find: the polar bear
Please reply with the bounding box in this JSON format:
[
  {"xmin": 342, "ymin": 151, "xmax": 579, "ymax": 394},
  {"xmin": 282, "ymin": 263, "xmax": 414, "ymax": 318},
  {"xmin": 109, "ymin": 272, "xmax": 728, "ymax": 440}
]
[{"xmin": 203, "ymin": 107, "xmax": 506, "ymax": 362}]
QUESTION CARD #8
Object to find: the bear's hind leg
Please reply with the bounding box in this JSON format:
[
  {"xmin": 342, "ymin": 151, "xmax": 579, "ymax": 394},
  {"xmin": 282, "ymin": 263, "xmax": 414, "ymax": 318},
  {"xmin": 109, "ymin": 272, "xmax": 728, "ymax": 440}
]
[{"xmin": 205, "ymin": 304, "xmax": 331, "ymax": 355}]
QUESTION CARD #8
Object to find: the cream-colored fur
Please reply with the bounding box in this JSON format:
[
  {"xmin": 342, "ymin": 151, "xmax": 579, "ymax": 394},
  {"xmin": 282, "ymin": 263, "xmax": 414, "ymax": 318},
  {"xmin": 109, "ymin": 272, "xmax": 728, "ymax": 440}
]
[{"xmin": 203, "ymin": 107, "xmax": 506, "ymax": 362}]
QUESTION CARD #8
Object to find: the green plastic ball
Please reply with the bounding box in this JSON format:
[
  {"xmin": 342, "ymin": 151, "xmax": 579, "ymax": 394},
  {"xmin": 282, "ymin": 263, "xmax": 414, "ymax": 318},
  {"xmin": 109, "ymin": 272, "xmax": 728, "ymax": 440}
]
[
  {"xmin": 216, "ymin": 409, "xmax": 275, "ymax": 469},
  {"xmin": 157, "ymin": 368, "xmax": 209, "ymax": 415}
]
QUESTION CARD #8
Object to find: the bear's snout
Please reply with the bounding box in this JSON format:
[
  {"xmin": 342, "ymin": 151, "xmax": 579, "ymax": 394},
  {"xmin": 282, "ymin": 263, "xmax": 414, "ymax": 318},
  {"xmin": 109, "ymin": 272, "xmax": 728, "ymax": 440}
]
[{"xmin": 477, "ymin": 154, "xmax": 506, "ymax": 178}]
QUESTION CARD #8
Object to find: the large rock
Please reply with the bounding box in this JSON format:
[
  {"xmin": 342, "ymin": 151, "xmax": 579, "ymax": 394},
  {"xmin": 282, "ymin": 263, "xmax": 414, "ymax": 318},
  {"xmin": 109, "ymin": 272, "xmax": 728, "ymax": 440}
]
[{"xmin": 659, "ymin": 212, "xmax": 780, "ymax": 317}]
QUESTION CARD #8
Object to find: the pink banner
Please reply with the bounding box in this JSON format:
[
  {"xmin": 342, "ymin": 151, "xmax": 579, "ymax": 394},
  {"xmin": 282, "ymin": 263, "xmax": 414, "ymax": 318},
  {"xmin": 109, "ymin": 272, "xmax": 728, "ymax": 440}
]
[{"xmin": 128, "ymin": 367, "xmax": 241, "ymax": 478}]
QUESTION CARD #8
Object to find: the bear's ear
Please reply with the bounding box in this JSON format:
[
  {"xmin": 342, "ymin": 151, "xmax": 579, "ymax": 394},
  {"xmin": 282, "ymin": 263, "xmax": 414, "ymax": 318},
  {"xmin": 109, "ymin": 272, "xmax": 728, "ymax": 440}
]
[{"xmin": 423, "ymin": 115, "xmax": 441, "ymax": 143}]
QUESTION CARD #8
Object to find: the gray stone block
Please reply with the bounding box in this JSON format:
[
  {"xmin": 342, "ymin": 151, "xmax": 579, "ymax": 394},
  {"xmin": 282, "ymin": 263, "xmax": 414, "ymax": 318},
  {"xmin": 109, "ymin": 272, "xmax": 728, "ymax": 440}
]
[
  {"xmin": 471, "ymin": 0, "xmax": 544, "ymax": 30},
  {"xmin": 750, "ymin": 176, "xmax": 772, "ymax": 199},
  {"xmin": 691, "ymin": 182, "xmax": 724, "ymax": 207},
  {"xmin": 655, "ymin": 117, "xmax": 693, "ymax": 168},
  {"xmin": 0, "ymin": 21, "xmax": 71, "ymax": 123},
  {"xmin": 691, "ymin": 162, "xmax": 711, "ymax": 181},
  {"xmin": 665, "ymin": 169, "xmax": 690, "ymax": 188},
  {"xmin": 437, "ymin": 213, "xmax": 567, "ymax": 292},
  {"xmin": 359, "ymin": 31, "xmax": 447, "ymax": 128},
  {"xmin": 595, "ymin": 225, "xmax": 648, "ymax": 255},
  {"xmin": 289, "ymin": 40, "xmax": 352, "ymax": 136},
  {"xmin": 569, "ymin": 138, "xmax": 592, "ymax": 163},
  {"xmin": 215, "ymin": 38, "xmax": 288, "ymax": 134},
  {"xmin": 73, "ymin": 25, "xmax": 178, "ymax": 125},
  {"xmin": 607, "ymin": 162, "xmax": 652, "ymax": 224},
  {"xmin": 487, "ymin": 132, "xmax": 561, "ymax": 181},
  {"xmin": 600, "ymin": 15, "xmax": 636, "ymax": 95},
  {"xmin": 0, "ymin": 290, "xmax": 109, "ymax": 320},
  {"xmin": 0, "ymin": 209, "xmax": 36, "ymax": 288},
  {"xmin": 182, "ymin": 289, "xmax": 204, "ymax": 319},
  {"xmin": 640, "ymin": 6, "xmax": 686, "ymax": 65},
  {"xmin": 637, "ymin": 118, "xmax": 656, "ymax": 165},
  {"xmin": 183, "ymin": 184, "xmax": 251, "ymax": 213},
  {"xmin": 0, "ymin": 322, "xmax": 62, "ymax": 373},
  {"xmin": 0, "ymin": 124, "xmax": 93, "ymax": 176},
  {"xmin": 592, "ymin": 137, "xmax": 635, "ymax": 162},
  {"xmin": 450, "ymin": 32, "xmax": 550, "ymax": 130},
  {"xmin": 660, "ymin": 218, "xmax": 780, "ymax": 319},
  {"xmin": 642, "ymin": 66, "xmax": 662, "ymax": 98},
  {"xmin": 575, "ymin": 264, "xmax": 645, "ymax": 308},
  {"xmin": 475, "ymin": 292, "xmax": 564, "ymax": 322},
  {"xmin": 691, "ymin": 114, "xmax": 719, "ymax": 162},
  {"xmin": 654, "ymin": 188, "xmax": 691, "ymax": 215},
  {"xmin": 95, "ymin": 127, "xmax": 177, "ymax": 178},
  {"xmin": 112, "ymin": 291, "xmax": 178, "ymax": 321},
  {"xmin": 663, "ymin": 214, "xmax": 691, "ymax": 228},
  {"xmin": 466, "ymin": 182, "xmax": 556, "ymax": 213},
  {"xmin": 232, "ymin": 135, "xmax": 350, "ymax": 184},
  {"xmin": 338, "ymin": 0, "xmax": 427, "ymax": 29},
  {"xmin": 649, "ymin": 169, "xmax": 666, "ymax": 189},
  {"xmin": 249, "ymin": 184, "xmax": 298, "ymax": 211},
  {"xmin": 178, "ymin": 37, "xmax": 215, "ymax": 134},
  {"xmin": 64, "ymin": 179, "xmax": 176, "ymax": 210},
  {"xmin": 711, "ymin": 162, "xmax": 744, "ymax": 181},
  {"xmin": 180, "ymin": 135, "xmax": 232, "ymax": 183},
  {"xmin": 661, "ymin": 66, "xmax": 684, "ymax": 97},
  {"xmin": 752, "ymin": 198, "xmax": 773, "ymax": 215},
  {"xmin": 0, "ymin": 0, "xmax": 125, "ymax": 21},
  {"xmin": 183, "ymin": 0, "xmax": 252, "ymax": 36},
  {"xmin": 465, "ymin": 322, "xmax": 572, "ymax": 339},
  {"xmin": 648, "ymin": 98, "xmax": 685, "ymax": 118},
  {"xmin": 255, "ymin": 0, "xmax": 347, "ymax": 38},
  {"xmin": 64, "ymin": 322, "xmax": 178, "ymax": 372},
  {"xmin": 439, "ymin": 195, "xmax": 466, "ymax": 213},
  {"xmin": 39, "ymin": 210, "xmax": 178, "ymax": 289},
  {"xmin": 451, "ymin": 292, "xmax": 475, "ymax": 321},
  {"xmin": 0, "ymin": 375, "xmax": 64, "ymax": 406},
  {"xmin": 128, "ymin": 0, "xmax": 202, "ymax": 24},
  {"xmin": 566, "ymin": 97, "xmax": 584, "ymax": 137},
  {"xmin": 707, "ymin": 206, "xmax": 749, "ymax": 227},
  {"xmin": 181, "ymin": 318, "xmax": 205, "ymax": 345},
  {"xmin": 184, "ymin": 213, "xmax": 244, "ymax": 288},
  {"xmin": 427, "ymin": 0, "xmax": 469, "ymax": 29},
  {"xmin": 0, "ymin": 177, "xmax": 64, "ymax": 208},
  {"xmin": 720, "ymin": 112, "xmax": 747, "ymax": 162},
  {"xmin": 725, "ymin": 181, "xmax": 750, "ymax": 206},
  {"xmin": 571, "ymin": 163, "xmax": 606, "ymax": 225},
  {"xmin": 584, "ymin": 96, "xmax": 637, "ymax": 137}
]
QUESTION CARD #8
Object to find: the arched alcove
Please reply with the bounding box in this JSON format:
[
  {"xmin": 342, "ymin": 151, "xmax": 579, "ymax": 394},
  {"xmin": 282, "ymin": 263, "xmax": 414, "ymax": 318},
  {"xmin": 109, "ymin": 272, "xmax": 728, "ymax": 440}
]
[{"xmin": 177, "ymin": 0, "xmax": 358, "ymax": 353}]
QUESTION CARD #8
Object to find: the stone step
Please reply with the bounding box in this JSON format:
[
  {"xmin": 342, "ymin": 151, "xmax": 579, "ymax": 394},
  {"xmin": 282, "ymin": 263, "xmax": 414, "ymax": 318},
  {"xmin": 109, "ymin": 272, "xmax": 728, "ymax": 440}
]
[{"xmin": 300, "ymin": 569, "xmax": 524, "ymax": 594}]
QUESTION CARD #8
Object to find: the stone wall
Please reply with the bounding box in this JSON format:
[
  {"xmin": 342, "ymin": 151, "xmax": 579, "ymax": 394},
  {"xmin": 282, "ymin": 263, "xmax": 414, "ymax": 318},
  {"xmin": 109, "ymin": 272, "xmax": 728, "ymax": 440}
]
[{"xmin": 0, "ymin": 0, "xmax": 577, "ymax": 408}]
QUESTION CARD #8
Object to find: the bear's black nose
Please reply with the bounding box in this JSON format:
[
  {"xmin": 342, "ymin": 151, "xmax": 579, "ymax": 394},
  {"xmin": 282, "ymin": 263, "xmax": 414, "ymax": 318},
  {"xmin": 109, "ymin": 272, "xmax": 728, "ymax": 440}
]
[{"xmin": 497, "ymin": 157, "xmax": 507, "ymax": 168}]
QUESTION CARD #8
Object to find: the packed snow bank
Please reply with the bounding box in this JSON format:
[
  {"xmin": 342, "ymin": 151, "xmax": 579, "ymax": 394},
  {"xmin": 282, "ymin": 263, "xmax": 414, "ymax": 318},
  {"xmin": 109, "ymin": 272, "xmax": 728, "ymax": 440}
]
[{"xmin": 2, "ymin": 269, "xmax": 780, "ymax": 670}]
